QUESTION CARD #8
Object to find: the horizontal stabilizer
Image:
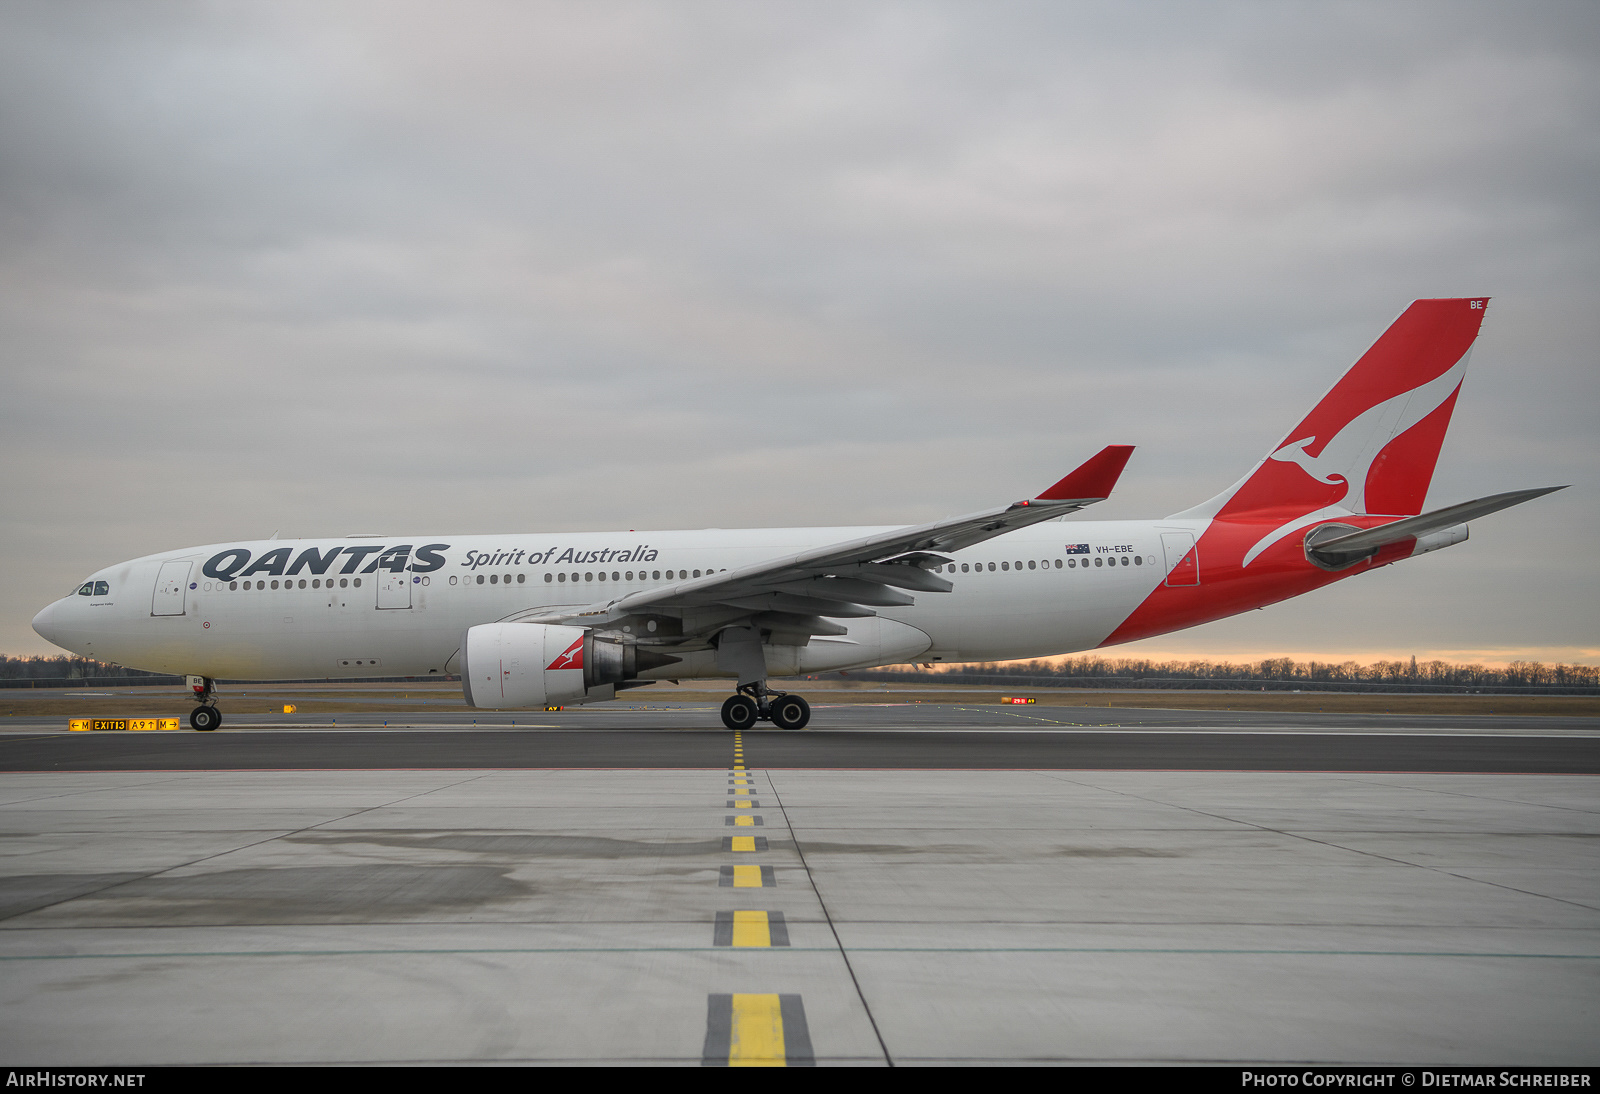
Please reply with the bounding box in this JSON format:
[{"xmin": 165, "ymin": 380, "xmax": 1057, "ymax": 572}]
[{"xmin": 1311, "ymin": 486, "xmax": 1567, "ymax": 556}]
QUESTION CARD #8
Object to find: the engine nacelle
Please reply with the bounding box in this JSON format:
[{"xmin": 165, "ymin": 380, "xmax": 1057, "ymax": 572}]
[
  {"xmin": 462, "ymin": 623, "xmax": 587, "ymax": 709},
  {"xmin": 462, "ymin": 622, "xmax": 682, "ymax": 708}
]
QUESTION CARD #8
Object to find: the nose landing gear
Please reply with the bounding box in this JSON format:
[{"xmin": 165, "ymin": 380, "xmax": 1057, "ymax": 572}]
[
  {"xmin": 187, "ymin": 676, "xmax": 222, "ymax": 732},
  {"xmin": 720, "ymin": 682, "xmax": 810, "ymax": 731}
]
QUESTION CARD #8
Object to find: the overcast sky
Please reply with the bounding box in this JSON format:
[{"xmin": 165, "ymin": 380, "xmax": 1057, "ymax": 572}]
[{"xmin": 2, "ymin": 1, "xmax": 1596, "ymax": 666}]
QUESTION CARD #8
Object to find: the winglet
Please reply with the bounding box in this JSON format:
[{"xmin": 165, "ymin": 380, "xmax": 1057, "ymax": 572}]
[{"xmin": 1035, "ymin": 445, "xmax": 1135, "ymax": 502}]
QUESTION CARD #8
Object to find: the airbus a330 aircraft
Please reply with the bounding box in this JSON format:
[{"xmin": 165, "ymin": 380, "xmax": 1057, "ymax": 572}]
[{"xmin": 33, "ymin": 298, "xmax": 1561, "ymax": 731}]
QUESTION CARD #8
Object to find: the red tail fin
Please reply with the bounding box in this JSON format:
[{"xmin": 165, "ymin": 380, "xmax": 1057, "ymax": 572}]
[{"xmin": 1180, "ymin": 298, "xmax": 1488, "ymax": 522}]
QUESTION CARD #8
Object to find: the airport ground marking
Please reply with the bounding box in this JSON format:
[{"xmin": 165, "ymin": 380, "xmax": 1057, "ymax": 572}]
[
  {"xmin": 719, "ymin": 864, "xmax": 775, "ymax": 888},
  {"xmin": 712, "ymin": 910, "xmax": 791, "ymax": 948},
  {"xmin": 707, "ymin": 733, "xmax": 807, "ymax": 1065},
  {"xmin": 702, "ymin": 993, "xmax": 813, "ymax": 1067}
]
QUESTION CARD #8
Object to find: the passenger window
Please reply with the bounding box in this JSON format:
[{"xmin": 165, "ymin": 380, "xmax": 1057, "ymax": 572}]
[
  {"xmin": 1094, "ymin": 558, "xmax": 1103, "ymax": 567},
  {"xmin": 1001, "ymin": 561, "xmax": 1009, "ymax": 571},
  {"xmin": 585, "ymin": 572, "xmax": 593, "ymax": 581},
  {"xmin": 961, "ymin": 563, "xmax": 969, "ymax": 573},
  {"xmin": 626, "ymin": 572, "xmax": 634, "ymax": 580},
  {"xmin": 271, "ymin": 580, "xmax": 279, "ymax": 589},
  {"xmin": 1028, "ymin": 560, "xmax": 1036, "ymax": 570},
  {"xmin": 490, "ymin": 574, "xmax": 498, "ymax": 584},
  {"xmin": 1134, "ymin": 556, "xmax": 1142, "ymax": 566},
  {"xmin": 1121, "ymin": 557, "xmax": 1129, "ymax": 566},
  {"xmin": 298, "ymin": 579, "xmax": 306, "ymax": 589},
  {"xmin": 230, "ymin": 581, "xmax": 238, "ymax": 590},
  {"xmin": 340, "ymin": 578, "xmax": 348, "ymax": 588},
  {"xmin": 597, "ymin": 572, "xmax": 605, "ymax": 582},
  {"xmin": 449, "ymin": 576, "xmax": 457, "ymax": 585},
  {"xmin": 558, "ymin": 573, "xmax": 566, "ymax": 582},
  {"xmin": 353, "ymin": 578, "xmax": 361, "ymax": 587},
  {"xmin": 1054, "ymin": 559, "xmax": 1062, "ymax": 568},
  {"xmin": 693, "ymin": 570, "xmax": 701, "ymax": 578},
  {"xmin": 612, "ymin": 572, "xmax": 620, "ymax": 581},
  {"xmin": 518, "ymin": 573, "xmax": 526, "ymax": 583},
  {"xmin": 477, "ymin": 575, "xmax": 485, "ymax": 585},
  {"xmin": 545, "ymin": 573, "xmax": 552, "ymax": 583}
]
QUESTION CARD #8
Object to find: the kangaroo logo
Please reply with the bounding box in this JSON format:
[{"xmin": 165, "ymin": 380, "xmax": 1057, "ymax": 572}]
[
  {"xmin": 1241, "ymin": 353, "xmax": 1470, "ymax": 567},
  {"xmin": 1269, "ymin": 437, "xmax": 1348, "ymax": 486},
  {"xmin": 546, "ymin": 637, "xmax": 584, "ymax": 671}
]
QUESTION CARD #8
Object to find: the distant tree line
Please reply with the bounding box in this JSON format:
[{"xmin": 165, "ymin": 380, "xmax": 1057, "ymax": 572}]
[
  {"xmin": 0, "ymin": 655, "xmax": 171, "ymax": 681},
  {"xmin": 842, "ymin": 655, "xmax": 1599, "ymax": 694},
  {"xmin": 7, "ymin": 652, "xmax": 1597, "ymax": 694}
]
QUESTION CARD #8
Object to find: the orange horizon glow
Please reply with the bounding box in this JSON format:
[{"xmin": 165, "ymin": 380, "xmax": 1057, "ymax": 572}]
[{"xmin": 932, "ymin": 646, "xmax": 1600, "ymax": 672}]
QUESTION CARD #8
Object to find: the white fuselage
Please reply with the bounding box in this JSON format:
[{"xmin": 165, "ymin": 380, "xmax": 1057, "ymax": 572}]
[{"xmin": 33, "ymin": 521, "xmax": 1195, "ymax": 681}]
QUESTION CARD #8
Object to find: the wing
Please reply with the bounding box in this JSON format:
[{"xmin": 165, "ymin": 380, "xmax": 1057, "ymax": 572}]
[{"xmin": 512, "ymin": 445, "xmax": 1134, "ymax": 650}]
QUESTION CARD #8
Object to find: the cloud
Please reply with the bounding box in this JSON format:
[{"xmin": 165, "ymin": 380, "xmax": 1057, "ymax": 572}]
[{"xmin": 2, "ymin": 1, "xmax": 1596, "ymax": 660}]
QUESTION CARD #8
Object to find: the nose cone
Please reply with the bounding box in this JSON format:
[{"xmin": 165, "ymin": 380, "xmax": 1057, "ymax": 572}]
[{"xmin": 32, "ymin": 600, "xmax": 68, "ymax": 649}]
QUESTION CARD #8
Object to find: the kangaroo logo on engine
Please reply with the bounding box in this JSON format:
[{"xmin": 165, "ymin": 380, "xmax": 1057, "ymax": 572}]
[{"xmin": 546, "ymin": 637, "xmax": 584, "ymax": 671}]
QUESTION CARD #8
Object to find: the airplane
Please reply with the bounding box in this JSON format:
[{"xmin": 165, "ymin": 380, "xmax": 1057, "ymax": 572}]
[{"xmin": 32, "ymin": 297, "xmax": 1563, "ymax": 732}]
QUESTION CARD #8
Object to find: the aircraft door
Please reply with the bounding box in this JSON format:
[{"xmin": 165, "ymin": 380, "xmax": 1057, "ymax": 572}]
[
  {"xmin": 152, "ymin": 561, "xmax": 192, "ymax": 616},
  {"xmin": 376, "ymin": 569, "xmax": 412, "ymax": 609},
  {"xmin": 1160, "ymin": 532, "xmax": 1200, "ymax": 586}
]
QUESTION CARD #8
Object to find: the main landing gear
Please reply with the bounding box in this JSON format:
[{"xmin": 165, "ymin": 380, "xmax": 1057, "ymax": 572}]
[
  {"xmin": 720, "ymin": 682, "xmax": 810, "ymax": 732},
  {"xmin": 188, "ymin": 676, "xmax": 222, "ymax": 732}
]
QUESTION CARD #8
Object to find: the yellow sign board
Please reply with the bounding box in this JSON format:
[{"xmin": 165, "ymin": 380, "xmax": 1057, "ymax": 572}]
[
  {"xmin": 1001, "ymin": 696, "xmax": 1036, "ymax": 705},
  {"xmin": 69, "ymin": 718, "xmax": 181, "ymax": 732}
]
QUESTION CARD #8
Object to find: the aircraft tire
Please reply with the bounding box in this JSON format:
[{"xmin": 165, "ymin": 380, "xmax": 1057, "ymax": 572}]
[
  {"xmin": 720, "ymin": 695, "xmax": 758, "ymax": 731},
  {"xmin": 190, "ymin": 706, "xmax": 220, "ymax": 732},
  {"xmin": 771, "ymin": 694, "xmax": 810, "ymax": 730}
]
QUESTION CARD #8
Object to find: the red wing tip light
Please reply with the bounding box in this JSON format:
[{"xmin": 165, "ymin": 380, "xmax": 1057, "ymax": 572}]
[{"xmin": 1035, "ymin": 445, "xmax": 1135, "ymax": 502}]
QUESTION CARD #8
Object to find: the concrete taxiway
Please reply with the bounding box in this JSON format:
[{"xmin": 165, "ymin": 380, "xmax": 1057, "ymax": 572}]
[{"xmin": 1, "ymin": 705, "xmax": 1596, "ymax": 1065}]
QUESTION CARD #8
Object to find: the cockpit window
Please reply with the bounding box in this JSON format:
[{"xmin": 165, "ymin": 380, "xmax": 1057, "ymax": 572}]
[
  {"xmin": 93, "ymin": 581, "xmax": 110, "ymax": 596},
  {"xmin": 78, "ymin": 583, "xmax": 93, "ymax": 596}
]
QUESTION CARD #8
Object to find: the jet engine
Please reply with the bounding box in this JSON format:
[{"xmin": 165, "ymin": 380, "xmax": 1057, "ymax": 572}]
[{"xmin": 460, "ymin": 622, "xmax": 679, "ymax": 709}]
